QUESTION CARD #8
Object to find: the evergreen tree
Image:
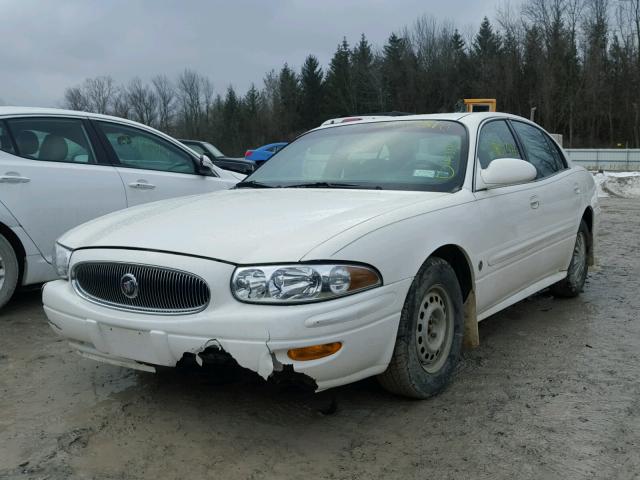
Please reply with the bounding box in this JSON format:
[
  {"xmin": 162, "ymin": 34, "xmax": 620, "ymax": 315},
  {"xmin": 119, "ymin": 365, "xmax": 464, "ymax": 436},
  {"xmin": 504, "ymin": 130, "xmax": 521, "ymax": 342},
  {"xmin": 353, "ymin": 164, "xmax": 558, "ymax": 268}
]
[
  {"xmin": 324, "ymin": 38, "xmax": 354, "ymax": 116},
  {"xmin": 448, "ymin": 29, "xmax": 469, "ymax": 109},
  {"xmin": 221, "ymin": 86, "xmax": 242, "ymax": 153},
  {"xmin": 471, "ymin": 17, "xmax": 502, "ymax": 97},
  {"xmin": 300, "ymin": 55, "xmax": 324, "ymax": 129},
  {"xmin": 381, "ymin": 33, "xmax": 407, "ymax": 111},
  {"xmin": 499, "ymin": 29, "xmax": 523, "ymax": 115},
  {"xmin": 351, "ymin": 34, "xmax": 377, "ymax": 113},
  {"xmin": 278, "ymin": 63, "xmax": 301, "ymax": 137}
]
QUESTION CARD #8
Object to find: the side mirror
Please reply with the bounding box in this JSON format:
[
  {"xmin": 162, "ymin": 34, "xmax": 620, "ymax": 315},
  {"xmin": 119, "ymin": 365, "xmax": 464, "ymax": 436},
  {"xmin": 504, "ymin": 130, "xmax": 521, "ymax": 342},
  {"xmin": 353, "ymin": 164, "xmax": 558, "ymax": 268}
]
[
  {"xmin": 480, "ymin": 158, "xmax": 537, "ymax": 188},
  {"xmin": 198, "ymin": 154, "xmax": 215, "ymax": 174}
]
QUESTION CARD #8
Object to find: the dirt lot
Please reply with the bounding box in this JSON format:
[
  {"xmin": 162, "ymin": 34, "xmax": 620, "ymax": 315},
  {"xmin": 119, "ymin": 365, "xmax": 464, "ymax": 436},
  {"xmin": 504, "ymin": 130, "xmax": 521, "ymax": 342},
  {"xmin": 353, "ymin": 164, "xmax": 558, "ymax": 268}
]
[{"xmin": 1, "ymin": 197, "xmax": 639, "ymax": 480}]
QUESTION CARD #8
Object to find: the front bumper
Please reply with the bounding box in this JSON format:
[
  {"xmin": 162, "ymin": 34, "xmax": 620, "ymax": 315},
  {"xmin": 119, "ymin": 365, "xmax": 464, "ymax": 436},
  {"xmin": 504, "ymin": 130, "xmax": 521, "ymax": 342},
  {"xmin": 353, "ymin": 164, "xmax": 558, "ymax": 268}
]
[{"xmin": 43, "ymin": 248, "xmax": 412, "ymax": 391}]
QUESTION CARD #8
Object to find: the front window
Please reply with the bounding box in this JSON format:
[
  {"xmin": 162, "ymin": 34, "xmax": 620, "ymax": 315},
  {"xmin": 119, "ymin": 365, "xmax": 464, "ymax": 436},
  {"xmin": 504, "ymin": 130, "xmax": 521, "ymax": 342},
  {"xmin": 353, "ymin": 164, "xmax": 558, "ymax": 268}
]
[
  {"xmin": 97, "ymin": 121, "xmax": 195, "ymax": 174},
  {"xmin": 477, "ymin": 120, "xmax": 522, "ymax": 169},
  {"xmin": 243, "ymin": 120, "xmax": 468, "ymax": 192}
]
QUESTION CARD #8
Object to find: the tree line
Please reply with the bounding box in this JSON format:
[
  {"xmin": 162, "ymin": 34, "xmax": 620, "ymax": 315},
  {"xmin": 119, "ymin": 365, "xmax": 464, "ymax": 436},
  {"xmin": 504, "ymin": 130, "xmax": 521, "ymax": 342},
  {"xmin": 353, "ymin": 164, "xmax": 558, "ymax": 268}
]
[{"xmin": 63, "ymin": 0, "xmax": 640, "ymax": 155}]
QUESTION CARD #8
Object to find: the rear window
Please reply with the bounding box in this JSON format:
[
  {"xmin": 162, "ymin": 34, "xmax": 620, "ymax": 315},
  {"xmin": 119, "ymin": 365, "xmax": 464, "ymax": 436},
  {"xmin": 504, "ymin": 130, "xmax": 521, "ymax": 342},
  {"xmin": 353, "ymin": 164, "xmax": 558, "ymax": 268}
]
[
  {"xmin": 6, "ymin": 117, "xmax": 96, "ymax": 164},
  {"xmin": 0, "ymin": 122, "xmax": 14, "ymax": 154}
]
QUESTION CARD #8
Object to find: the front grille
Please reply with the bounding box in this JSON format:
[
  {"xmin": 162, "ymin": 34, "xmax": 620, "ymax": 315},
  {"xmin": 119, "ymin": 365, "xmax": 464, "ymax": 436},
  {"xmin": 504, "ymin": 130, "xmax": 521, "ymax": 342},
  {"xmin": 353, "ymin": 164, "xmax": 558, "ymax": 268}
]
[{"xmin": 72, "ymin": 262, "xmax": 210, "ymax": 314}]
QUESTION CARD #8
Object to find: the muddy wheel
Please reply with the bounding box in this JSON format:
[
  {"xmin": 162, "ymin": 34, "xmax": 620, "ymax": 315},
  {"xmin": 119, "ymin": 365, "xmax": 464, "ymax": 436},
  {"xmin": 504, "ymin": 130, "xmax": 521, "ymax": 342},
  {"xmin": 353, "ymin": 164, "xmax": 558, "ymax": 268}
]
[
  {"xmin": 551, "ymin": 220, "xmax": 589, "ymax": 298},
  {"xmin": 0, "ymin": 234, "xmax": 19, "ymax": 309},
  {"xmin": 378, "ymin": 257, "xmax": 463, "ymax": 399}
]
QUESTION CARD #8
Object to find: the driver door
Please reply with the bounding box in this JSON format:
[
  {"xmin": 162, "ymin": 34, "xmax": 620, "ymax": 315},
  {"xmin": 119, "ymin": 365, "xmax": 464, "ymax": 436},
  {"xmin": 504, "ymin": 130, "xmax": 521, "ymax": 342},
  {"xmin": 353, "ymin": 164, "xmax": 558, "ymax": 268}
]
[
  {"xmin": 93, "ymin": 120, "xmax": 232, "ymax": 207},
  {"xmin": 471, "ymin": 119, "xmax": 545, "ymax": 315}
]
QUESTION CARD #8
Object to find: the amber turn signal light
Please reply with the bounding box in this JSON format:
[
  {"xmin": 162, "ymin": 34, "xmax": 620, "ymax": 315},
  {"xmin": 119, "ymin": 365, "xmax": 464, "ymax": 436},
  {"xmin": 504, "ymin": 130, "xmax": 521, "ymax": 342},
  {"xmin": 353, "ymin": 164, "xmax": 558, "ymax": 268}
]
[{"xmin": 287, "ymin": 342, "xmax": 342, "ymax": 361}]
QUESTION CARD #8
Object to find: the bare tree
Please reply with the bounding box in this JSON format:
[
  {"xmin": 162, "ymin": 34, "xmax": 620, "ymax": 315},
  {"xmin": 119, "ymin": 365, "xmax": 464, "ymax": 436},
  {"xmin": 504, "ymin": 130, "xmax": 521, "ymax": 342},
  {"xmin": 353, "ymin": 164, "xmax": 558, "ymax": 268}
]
[
  {"xmin": 63, "ymin": 85, "xmax": 91, "ymax": 111},
  {"xmin": 152, "ymin": 75, "xmax": 175, "ymax": 133},
  {"xmin": 84, "ymin": 76, "xmax": 116, "ymax": 114},
  {"xmin": 127, "ymin": 77, "xmax": 158, "ymax": 127},
  {"xmin": 176, "ymin": 69, "xmax": 205, "ymax": 137},
  {"xmin": 111, "ymin": 88, "xmax": 130, "ymax": 119}
]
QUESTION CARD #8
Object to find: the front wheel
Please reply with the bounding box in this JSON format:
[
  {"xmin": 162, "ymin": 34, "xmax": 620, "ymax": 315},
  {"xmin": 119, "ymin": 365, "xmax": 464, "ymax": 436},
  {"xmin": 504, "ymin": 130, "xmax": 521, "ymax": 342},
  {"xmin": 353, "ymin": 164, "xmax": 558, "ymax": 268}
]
[
  {"xmin": 378, "ymin": 257, "xmax": 464, "ymax": 399},
  {"xmin": 551, "ymin": 220, "xmax": 590, "ymax": 298}
]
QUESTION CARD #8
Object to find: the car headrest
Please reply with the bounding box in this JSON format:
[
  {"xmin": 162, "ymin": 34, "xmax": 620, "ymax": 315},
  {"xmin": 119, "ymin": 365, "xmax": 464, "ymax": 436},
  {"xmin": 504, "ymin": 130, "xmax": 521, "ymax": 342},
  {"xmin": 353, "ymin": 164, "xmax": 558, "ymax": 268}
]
[
  {"xmin": 40, "ymin": 134, "xmax": 68, "ymax": 161},
  {"xmin": 15, "ymin": 130, "xmax": 39, "ymax": 155}
]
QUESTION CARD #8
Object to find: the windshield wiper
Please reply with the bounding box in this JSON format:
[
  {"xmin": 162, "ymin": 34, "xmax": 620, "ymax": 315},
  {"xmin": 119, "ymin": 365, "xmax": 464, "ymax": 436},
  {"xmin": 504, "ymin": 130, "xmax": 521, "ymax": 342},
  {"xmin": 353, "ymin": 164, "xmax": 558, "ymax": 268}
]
[
  {"xmin": 282, "ymin": 181, "xmax": 368, "ymax": 189},
  {"xmin": 234, "ymin": 180, "xmax": 275, "ymax": 189}
]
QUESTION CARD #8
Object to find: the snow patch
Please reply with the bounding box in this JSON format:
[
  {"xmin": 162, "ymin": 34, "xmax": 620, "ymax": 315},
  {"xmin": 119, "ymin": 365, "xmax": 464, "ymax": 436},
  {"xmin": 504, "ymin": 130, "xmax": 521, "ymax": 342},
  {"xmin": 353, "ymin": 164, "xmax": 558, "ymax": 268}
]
[{"xmin": 593, "ymin": 171, "xmax": 640, "ymax": 199}]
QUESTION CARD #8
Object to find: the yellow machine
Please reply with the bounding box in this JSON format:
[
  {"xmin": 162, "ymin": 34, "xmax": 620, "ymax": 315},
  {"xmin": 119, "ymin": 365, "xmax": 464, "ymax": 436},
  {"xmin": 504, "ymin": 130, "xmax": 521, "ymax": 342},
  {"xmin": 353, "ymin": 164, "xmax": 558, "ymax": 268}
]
[{"xmin": 464, "ymin": 98, "xmax": 496, "ymax": 112}]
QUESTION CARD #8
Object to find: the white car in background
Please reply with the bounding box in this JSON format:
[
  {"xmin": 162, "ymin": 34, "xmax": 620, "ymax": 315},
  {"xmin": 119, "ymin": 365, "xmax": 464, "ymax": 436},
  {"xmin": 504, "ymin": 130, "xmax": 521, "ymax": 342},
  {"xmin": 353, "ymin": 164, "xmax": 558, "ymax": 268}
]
[
  {"xmin": 0, "ymin": 107, "xmax": 239, "ymax": 307},
  {"xmin": 43, "ymin": 113, "xmax": 598, "ymax": 398}
]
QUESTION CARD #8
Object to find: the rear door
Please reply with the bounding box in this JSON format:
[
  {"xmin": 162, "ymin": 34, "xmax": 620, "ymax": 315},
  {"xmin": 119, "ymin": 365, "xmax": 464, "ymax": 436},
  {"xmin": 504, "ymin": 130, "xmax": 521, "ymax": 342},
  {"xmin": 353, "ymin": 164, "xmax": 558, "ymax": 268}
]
[
  {"xmin": 93, "ymin": 121, "xmax": 234, "ymax": 207},
  {"xmin": 0, "ymin": 116, "xmax": 126, "ymax": 261}
]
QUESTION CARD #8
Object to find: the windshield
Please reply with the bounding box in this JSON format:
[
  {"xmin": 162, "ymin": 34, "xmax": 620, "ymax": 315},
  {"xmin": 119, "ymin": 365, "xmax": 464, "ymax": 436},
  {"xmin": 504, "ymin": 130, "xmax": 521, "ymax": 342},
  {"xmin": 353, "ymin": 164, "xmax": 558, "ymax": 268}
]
[{"xmin": 242, "ymin": 120, "xmax": 468, "ymax": 191}]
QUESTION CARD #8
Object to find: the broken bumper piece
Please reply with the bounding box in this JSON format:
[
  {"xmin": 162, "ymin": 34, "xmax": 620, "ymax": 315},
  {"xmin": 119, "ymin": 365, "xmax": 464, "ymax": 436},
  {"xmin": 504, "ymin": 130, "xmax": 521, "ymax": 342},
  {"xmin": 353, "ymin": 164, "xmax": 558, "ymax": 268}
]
[{"xmin": 42, "ymin": 250, "xmax": 412, "ymax": 392}]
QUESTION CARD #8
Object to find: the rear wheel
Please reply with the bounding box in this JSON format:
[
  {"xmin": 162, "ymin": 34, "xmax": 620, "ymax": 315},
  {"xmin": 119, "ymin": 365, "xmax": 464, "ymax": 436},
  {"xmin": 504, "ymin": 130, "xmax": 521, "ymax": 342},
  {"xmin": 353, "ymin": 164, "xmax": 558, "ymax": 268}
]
[
  {"xmin": 551, "ymin": 220, "xmax": 589, "ymax": 298},
  {"xmin": 0, "ymin": 234, "xmax": 19, "ymax": 309},
  {"xmin": 378, "ymin": 257, "xmax": 464, "ymax": 399}
]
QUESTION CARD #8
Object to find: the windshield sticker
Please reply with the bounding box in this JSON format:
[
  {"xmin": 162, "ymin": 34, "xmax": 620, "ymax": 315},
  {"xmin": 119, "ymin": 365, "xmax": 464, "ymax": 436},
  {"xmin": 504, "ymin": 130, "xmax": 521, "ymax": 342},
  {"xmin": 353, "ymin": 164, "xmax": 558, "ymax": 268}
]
[{"xmin": 413, "ymin": 169, "xmax": 436, "ymax": 177}]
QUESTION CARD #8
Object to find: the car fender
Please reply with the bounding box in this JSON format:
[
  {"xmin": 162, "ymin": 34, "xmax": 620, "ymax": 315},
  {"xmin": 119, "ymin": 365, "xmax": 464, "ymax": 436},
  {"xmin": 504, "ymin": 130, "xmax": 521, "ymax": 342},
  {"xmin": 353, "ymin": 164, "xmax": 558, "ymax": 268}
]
[{"xmin": 302, "ymin": 190, "xmax": 478, "ymax": 287}]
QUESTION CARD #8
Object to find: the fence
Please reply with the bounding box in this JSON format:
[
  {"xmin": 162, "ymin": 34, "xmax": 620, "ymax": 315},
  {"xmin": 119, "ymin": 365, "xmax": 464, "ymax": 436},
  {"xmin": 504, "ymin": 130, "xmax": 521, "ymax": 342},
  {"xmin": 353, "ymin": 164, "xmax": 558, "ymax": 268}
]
[{"xmin": 565, "ymin": 149, "xmax": 640, "ymax": 171}]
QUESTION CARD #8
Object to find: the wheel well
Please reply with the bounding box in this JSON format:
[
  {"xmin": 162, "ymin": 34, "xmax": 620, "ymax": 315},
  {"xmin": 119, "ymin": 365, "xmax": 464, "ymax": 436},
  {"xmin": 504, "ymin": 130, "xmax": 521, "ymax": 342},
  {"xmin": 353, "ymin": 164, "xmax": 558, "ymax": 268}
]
[
  {"xmin": 431, "ymin": 244, "xmax": 473, "ymax": 302},
  {"xmin": 0, "ymin": 222, "xmax": 26, "ymax": 285},
  {"xmin": 581, "ymin": 207, "xmax": 594, "ymax": 265},
  {"xmin": 582, "ymin": 207, "xmax": 593, "ymax": 233}
]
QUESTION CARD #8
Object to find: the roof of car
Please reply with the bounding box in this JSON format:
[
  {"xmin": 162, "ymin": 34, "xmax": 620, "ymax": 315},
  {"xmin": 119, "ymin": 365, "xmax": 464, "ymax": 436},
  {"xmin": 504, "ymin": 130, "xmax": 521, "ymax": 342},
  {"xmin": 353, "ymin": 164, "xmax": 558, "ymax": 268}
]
[
  {"xmin": 0, "ymin": 106, "xmax": 179, "ymax": 133},
  {"xmin": 0, "ymin": 106, "xmax": 126, "ymax": 121},
  {"xmin": 313, "ymin": 112, "xmax": 531, "ymax": 131},
  {"xmin": 0, "ymin": 106, "xmax": 179, "ymax": 141}
]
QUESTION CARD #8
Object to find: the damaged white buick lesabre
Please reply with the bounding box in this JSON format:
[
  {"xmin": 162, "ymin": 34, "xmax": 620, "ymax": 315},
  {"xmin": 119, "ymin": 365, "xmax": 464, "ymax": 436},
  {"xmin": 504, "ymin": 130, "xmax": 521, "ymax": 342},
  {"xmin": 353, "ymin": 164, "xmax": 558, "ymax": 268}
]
[{"xmin": 43, "ymin": 113, "xmax": 599, "ymax": 398}]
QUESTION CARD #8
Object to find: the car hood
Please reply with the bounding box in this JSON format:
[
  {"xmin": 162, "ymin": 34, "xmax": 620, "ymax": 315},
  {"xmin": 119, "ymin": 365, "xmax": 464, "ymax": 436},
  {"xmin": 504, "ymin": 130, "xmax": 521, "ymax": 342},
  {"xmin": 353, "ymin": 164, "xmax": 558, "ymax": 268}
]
[{"xmin": 61, "ymin": 188, "xmax": 446, "ymax": 264}]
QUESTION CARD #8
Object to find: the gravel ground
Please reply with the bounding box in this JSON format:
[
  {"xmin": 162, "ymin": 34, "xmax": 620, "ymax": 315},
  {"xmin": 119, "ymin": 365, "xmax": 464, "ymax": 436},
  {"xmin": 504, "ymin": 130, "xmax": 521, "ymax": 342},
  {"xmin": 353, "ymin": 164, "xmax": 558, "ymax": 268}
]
[{"xmin": 1, "ymin": 197, "xmax": 638, "ymax": 480}]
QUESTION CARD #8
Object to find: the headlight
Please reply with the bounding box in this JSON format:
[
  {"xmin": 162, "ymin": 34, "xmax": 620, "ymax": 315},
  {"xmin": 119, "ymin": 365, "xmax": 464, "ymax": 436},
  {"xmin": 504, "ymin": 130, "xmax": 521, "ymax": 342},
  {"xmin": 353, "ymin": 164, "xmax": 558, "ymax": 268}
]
[
  {"xmin": 231, "ymin": 263, "xmax": 381, "ymax": 304},
  {"xmin": 53, "ymin": 243, "xmax": 72, "ymax": 279}
]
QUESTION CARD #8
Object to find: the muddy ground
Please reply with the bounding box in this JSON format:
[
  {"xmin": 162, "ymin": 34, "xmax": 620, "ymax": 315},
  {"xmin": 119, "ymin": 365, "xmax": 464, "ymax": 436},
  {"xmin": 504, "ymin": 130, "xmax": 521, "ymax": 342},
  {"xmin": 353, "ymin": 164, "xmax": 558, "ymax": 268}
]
[{"xmin": 1, "ymin": 197, "xmax": 639, "ymax": 480}]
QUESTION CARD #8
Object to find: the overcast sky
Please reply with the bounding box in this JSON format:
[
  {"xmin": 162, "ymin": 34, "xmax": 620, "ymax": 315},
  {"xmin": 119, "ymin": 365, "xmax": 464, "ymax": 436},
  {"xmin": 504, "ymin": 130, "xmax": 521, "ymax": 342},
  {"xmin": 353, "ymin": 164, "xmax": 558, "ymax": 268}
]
[{"xmin": 0, "ymin": 0, "xmax": 498, "ymax": 107}]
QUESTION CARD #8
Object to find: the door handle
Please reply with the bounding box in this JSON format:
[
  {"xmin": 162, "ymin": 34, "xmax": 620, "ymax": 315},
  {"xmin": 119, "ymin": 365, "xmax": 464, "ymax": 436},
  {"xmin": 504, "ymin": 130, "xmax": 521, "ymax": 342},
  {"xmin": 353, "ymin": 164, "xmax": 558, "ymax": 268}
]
[
  {"xmin": 128, "ymin": 181, "xmax": 156, "ymax": 190},
  {"xmin": 0, "ymin": 173, "xmax": 30, "ymax": 184},
  {"xmin": 529, "ymin": 196, "xmax": 540, "ymax": 209}
]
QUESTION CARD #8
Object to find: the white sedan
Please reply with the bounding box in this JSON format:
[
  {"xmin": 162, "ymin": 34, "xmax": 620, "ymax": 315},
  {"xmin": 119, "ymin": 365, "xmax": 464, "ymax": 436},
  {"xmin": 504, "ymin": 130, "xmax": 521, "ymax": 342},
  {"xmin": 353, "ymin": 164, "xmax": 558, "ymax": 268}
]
[
  {"xmin": 43, "ymin": 113, "xmax": 598, "ymax": 398},
  {"xmin": 0, "ymin": 107, "xmax": 240, "ymax": 308}
]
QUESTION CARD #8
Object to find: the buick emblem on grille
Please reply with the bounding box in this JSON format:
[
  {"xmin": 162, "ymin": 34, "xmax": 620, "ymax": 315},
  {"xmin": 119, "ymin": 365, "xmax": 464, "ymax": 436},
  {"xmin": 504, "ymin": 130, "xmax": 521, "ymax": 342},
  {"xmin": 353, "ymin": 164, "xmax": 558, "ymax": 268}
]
[{"xmin": 120, "ymin": 273, "xmax": 139, "ymax": 299}]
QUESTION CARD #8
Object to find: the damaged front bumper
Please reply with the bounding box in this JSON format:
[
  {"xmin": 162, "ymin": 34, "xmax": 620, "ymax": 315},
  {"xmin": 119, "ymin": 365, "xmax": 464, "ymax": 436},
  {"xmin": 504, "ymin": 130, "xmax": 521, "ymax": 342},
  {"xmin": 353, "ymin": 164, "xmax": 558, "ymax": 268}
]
[{"xmin": 42, "ymin": 249, "xmax": 411, "ymax": 392}]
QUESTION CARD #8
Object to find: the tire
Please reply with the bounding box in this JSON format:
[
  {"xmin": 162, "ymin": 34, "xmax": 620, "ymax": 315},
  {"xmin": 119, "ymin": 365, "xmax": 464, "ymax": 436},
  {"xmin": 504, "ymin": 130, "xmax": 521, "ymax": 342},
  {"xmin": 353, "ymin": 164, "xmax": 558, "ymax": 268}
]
[
  {"xmin": 378, "ymin": 257, "xmax": 464, "ymax": 399},
  {"xmin": 550, "ymin": 220, "xmax": 590, "ymax": 298},
  {"xmin": 0, "ymin": 234, "xmax": 19, "ymax": 309}
]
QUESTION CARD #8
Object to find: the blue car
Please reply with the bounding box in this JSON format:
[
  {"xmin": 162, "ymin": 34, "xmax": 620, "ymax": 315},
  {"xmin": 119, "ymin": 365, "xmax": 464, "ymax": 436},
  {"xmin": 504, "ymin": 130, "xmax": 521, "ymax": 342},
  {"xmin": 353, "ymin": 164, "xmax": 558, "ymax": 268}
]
[{"xmin": 244, "ymin": 142, "xmax": 288, "ymax": 165}]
